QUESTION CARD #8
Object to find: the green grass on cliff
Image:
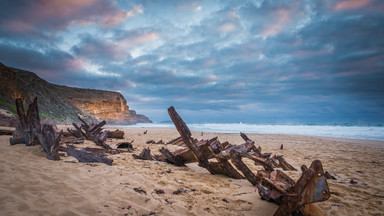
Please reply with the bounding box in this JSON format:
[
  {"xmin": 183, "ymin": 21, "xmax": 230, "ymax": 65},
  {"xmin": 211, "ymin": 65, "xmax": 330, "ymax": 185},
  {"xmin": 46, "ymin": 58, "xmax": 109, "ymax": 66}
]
[
  {"xmin": 0, "ymin": 98, "xmax": 18, "ymax": 115},
  {"xmin": 1, "ymin": 98, "xmax": 67, "ymax": 122},
  {"xmin": 39, "ymin": 112, "xmax": 66, "ymax": 122}
]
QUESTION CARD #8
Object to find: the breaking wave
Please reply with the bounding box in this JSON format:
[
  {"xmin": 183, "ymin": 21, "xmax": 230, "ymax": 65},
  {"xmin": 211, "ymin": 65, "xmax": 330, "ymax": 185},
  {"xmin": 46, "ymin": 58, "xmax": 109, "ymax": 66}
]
[{"xmin": 123, "ymin": 123, "xmax": 384, "ymax": 141}]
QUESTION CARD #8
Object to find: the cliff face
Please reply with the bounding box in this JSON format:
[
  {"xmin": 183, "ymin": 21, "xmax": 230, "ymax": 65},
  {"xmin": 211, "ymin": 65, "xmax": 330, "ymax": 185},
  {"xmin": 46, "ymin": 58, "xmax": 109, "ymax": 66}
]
[{"xmin": 0, "ymin": 62, "xmax": 151, "ymax": 124}]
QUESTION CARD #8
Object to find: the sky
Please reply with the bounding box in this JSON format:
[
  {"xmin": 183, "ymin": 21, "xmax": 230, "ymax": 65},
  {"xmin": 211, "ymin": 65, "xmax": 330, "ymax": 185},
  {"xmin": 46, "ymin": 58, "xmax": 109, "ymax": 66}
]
[{"xmin": 0, "ymin": 0, "xmax": 383, "ymax": 124}]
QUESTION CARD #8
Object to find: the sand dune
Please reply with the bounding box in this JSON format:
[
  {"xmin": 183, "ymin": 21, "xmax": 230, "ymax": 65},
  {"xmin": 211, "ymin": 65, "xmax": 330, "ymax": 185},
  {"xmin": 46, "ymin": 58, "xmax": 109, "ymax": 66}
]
[{"xmin": 0, "ymin": 126, "xmax": 383, "ymax": 215}]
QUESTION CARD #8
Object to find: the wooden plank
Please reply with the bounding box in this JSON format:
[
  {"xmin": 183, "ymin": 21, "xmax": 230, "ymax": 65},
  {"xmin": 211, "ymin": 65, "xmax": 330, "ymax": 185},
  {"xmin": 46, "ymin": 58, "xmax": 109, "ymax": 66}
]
[{"xmin": 168, "ymin": 106, "xmax": 211, "ymax": 171}]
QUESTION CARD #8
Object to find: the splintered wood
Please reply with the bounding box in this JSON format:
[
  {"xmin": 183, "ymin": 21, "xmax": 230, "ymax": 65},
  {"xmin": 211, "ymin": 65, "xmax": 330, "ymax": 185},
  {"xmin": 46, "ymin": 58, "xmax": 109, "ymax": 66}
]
[
  {"xmin": 133, "ymin": 106, "xmax": 331, "ymax": 216},
  {"xmin": 9, "ymin": 98, "xmax": 123, "ymax": 165},
  {"xmin": 10, "ymin": 97, "xmax": 63, "ymax": 161},
  {"xmin": 8, "ymin": 98, "xmax": 331, "ymax": 215},
  {"xmin": 10, "ymin": 97, "xmax": 41, "ymax": 146},
  {"xmin": 36, "ymin": 124, "xmax": 62, "ymax": 160},
  {"xmin": 69, "ymin": 116, "xmax": 125, "ymax": 149}
]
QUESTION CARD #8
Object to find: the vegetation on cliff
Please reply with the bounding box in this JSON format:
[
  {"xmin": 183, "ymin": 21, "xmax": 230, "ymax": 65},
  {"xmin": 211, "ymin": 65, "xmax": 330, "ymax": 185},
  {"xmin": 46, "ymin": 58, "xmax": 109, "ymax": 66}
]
[{"xmin": 0, "ymin": 62, "xmax": 151, "ymax": 124}]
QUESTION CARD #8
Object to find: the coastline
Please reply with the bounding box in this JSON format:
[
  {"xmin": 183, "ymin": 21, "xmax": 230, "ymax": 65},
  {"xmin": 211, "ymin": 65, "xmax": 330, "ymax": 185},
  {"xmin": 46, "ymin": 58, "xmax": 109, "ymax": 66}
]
[
  {"xmin": 1, "ymin": 126, "xmax": 383, "ymax": 215},
  {"xmin": 116, "ymin": 123, "xmax": 384, "ymax": 141}
]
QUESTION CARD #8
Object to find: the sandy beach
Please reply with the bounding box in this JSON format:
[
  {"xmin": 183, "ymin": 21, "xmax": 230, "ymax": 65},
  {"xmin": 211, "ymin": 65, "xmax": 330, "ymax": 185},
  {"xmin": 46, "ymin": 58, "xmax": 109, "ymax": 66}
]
[{"xmin": 0, "ymin": 126, "xmax": 383, "ymax": 216}]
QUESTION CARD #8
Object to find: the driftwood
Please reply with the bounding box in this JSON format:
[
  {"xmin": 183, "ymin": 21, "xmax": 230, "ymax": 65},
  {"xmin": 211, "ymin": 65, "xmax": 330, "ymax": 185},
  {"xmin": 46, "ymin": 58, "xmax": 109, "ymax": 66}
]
[
  {"xmin": 72, "ymin": 116, "xmax": 112, "ymax": 149},
  {"xmin": 260, "ymin": 160, "xmax": 331, "ymax": 216},
  {"xmin": 60, "ymin": 137, "xmax": 84, "ymax": 144},
  {"xmin": 60, "ymin": 146, "xmax": 113, "ymax": 166},
  {"xmin": 10, "ymin": 98, "xmax": 64, "ymax": 161},
  {"xmin": 13, "ymin": 98, "xmax": 27, "ymax": 138},
  {"xmin": 66, "ymin": 128, "xmax": 82, "ymax": 138},
  {"xmin": 159, "ymin": 147, "xmax": 186, "ymax": 166},
  {"xmin": 10, "ymin": 97, "xmax": 41, "ymax": 146},
  {"xmin": 146, "ymin": 140, "xmax": 156, "ymax": 144},
  {"xmin": 9, "ymin": 130, "xmax": 33, "ymax": 145},
  {"xmin": 146, "ymin": 139, "xmax": 166, "ymax": 144},
  {"xmin": 168, "ymin": 106, "xmax": 215, "ymax": 173},
  {"xmin": 166, "ymin": 106, "xmax": 329, "ymax": 216},
  {"xmin": 0, "ymin": 129, "xmax": 13, "ymax": 135},
  {"xmin": 167, "ymin": 106, "xmax": 259, "ymax": 178},
  {"xmin": 167, "ymin": 136, "xmax": 185, "ymax": 146},
  {"xmin": 131, "ymin": 105, "xmax": 330, "ymax": 215},
  {"xmin": 108, "ymin": 129, "xmax": 124, "ymax": 139},
  {"xmin": 132, "ymin": 147, "xmax": 153, "ymax": 160},
  {"xmin": 151, "ymin": 139, "xmax": 219, "ymax": 166},
  {"xmin": 36, "ymin": 124, "xmax": 62, "ymax": 160},
  {"xmin": 270, "ymin": 155, "xmax": 297, "ymax": 171}
]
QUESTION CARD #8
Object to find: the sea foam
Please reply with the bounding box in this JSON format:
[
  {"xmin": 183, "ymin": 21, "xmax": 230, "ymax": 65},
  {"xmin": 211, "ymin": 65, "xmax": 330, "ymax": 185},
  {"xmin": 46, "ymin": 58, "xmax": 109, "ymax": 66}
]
[{"xmin": 123, "ymin": 123, "xmax": 384, "ymax": 141}]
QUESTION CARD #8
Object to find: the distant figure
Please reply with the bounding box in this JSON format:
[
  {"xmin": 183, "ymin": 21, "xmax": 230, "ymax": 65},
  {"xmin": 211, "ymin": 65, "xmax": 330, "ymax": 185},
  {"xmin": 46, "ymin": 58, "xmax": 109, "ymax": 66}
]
[
  {"xmin": 201, "ymin": 132, "xmax": 204, "ymax": 136},
  {"xmin": 280, "ymin": 144, "xmax": 284, "ymax": 150},
  {"xmin": 144, "ymin": 130, "xmax": 148, "ymax": 134}
]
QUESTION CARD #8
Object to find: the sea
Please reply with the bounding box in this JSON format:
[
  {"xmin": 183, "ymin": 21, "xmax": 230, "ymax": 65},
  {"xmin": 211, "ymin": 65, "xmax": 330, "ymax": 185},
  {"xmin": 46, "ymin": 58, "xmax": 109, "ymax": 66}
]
[{"xmin": 121, "ymin": 123, "xmax": 384, "ymax": 141}]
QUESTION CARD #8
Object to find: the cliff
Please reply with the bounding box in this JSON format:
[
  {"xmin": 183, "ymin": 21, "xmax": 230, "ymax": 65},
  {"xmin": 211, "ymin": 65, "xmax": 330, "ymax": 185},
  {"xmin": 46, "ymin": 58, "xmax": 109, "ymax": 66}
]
[{"xmin": 0, "ymin": 62, "xmax": 151, "ymax": 124}]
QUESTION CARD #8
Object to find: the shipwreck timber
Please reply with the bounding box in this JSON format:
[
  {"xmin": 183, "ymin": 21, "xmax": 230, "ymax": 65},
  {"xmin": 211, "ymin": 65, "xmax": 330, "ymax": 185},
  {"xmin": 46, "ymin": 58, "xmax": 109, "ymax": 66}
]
[
  {"xmin": 133, "ymin": 106, "xmax": 331, "ymax": 216},
  {"xmin": 8, "ymin": 98, "xmax": 332, "ymax": 215}
]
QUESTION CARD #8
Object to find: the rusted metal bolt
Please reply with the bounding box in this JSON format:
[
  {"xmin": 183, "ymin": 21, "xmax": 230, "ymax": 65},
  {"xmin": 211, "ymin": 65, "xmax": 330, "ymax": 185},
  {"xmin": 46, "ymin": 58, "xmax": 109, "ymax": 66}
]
[
  {"xmin": 318, "ymin": 173, "xmax": 322, "ymax": 177},
  {"xmin": 322, "ymin": 190, "xmax": 327, "ymax": 194}
]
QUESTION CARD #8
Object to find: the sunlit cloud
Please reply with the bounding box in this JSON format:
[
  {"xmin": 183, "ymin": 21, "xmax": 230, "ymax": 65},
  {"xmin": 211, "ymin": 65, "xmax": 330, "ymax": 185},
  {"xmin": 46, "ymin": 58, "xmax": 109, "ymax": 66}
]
[
  {"xmin": 195, "ymin": 6, "xmax": 202, "ymax": 11},
  {"xmin": 219, "ymin": 23, "xmax": 237, "ymax": 32},
  {"xmin": 262, "ymin": 9, "xmax": 292, "ymax": 36},
  {"xmin": 127, "ymin": 4, "xmax": 144, "ymax": 17},
  {"xmin": 83, "ymin": 61, "xmax": 121, "ymax": 77},
  {"xmin": 334, "ymin": 0, "xmax": 372, "ymax": 11}
]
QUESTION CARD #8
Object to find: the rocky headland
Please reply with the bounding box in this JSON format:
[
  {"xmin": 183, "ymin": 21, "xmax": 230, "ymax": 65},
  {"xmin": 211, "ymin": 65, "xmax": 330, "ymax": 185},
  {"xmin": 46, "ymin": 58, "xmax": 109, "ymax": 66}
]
[{"xmin": 0, "ymin": 62, "xmax": 151, "ymax": 125}]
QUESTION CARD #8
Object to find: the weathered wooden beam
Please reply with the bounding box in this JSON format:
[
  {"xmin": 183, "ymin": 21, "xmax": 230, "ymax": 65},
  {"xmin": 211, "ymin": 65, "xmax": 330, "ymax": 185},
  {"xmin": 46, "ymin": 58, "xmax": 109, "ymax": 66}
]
[
  {"xmin": 150, "ymin": 140, "xmax": 212, "ymax": 164},
  {"xmin": 88, "ymin": 130, "xmax": 112, "ymax": 149},
  {"xmin": 65, "ymin": 128, "xmax": 82, "ymax": 138},
  {"xmin": 60, "ymin": 137, "xmax": 84, "ymax": 144},
  {"xmin": 89, "ymin": 120, "xmax": 106, "ymax": 134},
  {"xmin": 257, "ymin": 160, "xmax": 331, "ymax": 216},
  {"xmin": 73, "ymin": 117, "xmax": 113, "ymax": 150},
  {"xmin": 11, "ymin": 97, "xmax": 41, "ymax": 146},
  {"xmin": 72, "ymin": 123, "xmax": 86, "ymax": 138},
  {"xmin": 15, "ymin": 98, "xmax": 27, "ymax": 136},
  {"xmin": 229, "ymin": 150, "xmax": 259, "ymax": 186},
  {"xmin": 243, "ymin": 152, "xmax": 274, "ymax": 172},
  {"xmin": 167, "ymin": 136, "xmax": 184, "ymax": 145},
  {"xmin": 36, "ymin": 124, "xmax": 62, "ymax": 160},
  {"xmin": 240, "ymin": 132, "xmax": 250, "ymax": 142},
  {"xmin": 77, "ymin": 116, "xmax": 90, "ymax": 129},
  {"xmin": 108, "ymin": 129, "xmax": 124, "ymax": 139},
  {"xmin": 159, "ymin": 147, "xmax": 186, "ymax": 166},
  {"xmin": 168, "ymin": 106, "xmax": 212, "ymax": 171},
  {"xmin": 9, "ymin": 130, "xmax": 31, "ymax": 145},
  {"xmin": 26, "ymin": 97, "xmax": 41, "ymax": 136},
  {"xmin": 208, "ymin": 140, "xmax": 244, "ymax": 179},
  {"xmin": 60, "ymin": 146, "xmax": 113, "ymax": 166},
  {"xmin": 276, "ymin": 155, "xmax": 297, "ymax": 171},
  {"xmin": 239, "ymin": 133, "xmax": 262, "ymax": 155},
  {"xmin": 132, "ymin": 147, "xmax": 153, "ymax": 160}
]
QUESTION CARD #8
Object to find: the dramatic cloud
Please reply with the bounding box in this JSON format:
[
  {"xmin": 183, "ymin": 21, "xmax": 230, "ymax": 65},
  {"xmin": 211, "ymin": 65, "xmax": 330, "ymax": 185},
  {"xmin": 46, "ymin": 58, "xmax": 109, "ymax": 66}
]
[{"xmin": 0, "ymin": 0, "xmax": 383, "ymax": 123}]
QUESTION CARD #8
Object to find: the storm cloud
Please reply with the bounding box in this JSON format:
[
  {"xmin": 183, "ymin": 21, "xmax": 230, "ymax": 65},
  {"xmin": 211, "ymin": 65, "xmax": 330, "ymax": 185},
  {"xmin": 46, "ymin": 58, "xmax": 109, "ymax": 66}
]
[{"xmin": 0, "ymin": 0, "xmax": 383, "ymax": 123}]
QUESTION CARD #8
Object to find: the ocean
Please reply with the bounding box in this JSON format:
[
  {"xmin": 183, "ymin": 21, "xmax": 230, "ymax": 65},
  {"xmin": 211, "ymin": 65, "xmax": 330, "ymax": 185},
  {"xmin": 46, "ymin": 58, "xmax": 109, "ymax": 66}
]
[{"xmin": 122, "ymin": 123, "xmax": 384, "ymax": 141}]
